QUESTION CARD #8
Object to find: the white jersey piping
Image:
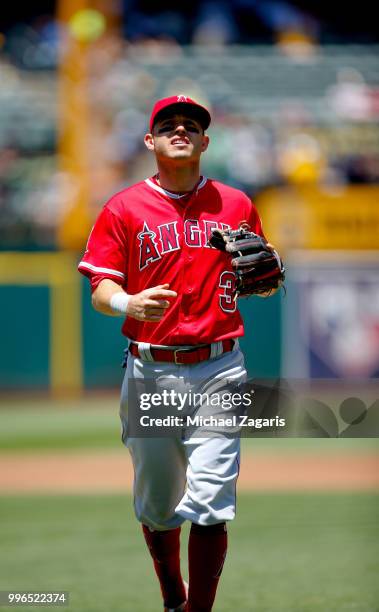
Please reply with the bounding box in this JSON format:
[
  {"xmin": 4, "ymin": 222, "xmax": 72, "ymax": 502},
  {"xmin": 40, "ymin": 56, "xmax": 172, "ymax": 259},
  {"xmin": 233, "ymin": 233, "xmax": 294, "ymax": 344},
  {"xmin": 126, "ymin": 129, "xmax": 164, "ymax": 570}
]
[{"xmin": 78, "ymin": 261, "xmax": 125, "ymax": 278}]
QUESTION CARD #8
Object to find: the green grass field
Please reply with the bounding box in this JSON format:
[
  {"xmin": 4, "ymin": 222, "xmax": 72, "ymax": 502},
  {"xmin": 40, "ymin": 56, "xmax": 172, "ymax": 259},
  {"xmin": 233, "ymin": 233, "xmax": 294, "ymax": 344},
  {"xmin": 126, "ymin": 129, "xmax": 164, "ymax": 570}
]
[
  {"xmin": 0, "ymin": 397, "xmax": 378, "ymax": 454},
  {"xmin": 0, "ymin": 397, "xmax": 378, "ymax": 610},
  {"xmin": 0, "ymin": 493, "xmax": 378, "ymax": 612}
]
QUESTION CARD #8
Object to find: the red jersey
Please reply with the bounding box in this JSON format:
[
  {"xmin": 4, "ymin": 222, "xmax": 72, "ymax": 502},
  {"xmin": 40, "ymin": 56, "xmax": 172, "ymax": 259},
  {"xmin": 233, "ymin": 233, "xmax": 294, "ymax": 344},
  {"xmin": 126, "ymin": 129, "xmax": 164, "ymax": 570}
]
[{"xmin": 78, "ymin": 176, "xmax": 264, "ymax": 345}]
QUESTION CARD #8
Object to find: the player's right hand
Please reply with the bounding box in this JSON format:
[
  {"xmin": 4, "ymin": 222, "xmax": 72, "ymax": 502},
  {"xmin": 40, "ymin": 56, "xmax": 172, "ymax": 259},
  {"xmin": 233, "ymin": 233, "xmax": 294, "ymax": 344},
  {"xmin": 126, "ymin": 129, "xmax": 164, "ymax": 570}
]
[{"xmin": 126, "ymin": 284, "xmax": 177, "ymax": 322}]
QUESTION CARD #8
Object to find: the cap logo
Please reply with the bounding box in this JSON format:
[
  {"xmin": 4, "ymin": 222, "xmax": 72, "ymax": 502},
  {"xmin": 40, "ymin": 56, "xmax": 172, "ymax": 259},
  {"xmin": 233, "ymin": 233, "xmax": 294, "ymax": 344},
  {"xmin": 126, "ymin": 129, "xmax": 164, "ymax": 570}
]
[{"xmin": 177, "ymin": 95, "xmax": 188, "ymax": 102}]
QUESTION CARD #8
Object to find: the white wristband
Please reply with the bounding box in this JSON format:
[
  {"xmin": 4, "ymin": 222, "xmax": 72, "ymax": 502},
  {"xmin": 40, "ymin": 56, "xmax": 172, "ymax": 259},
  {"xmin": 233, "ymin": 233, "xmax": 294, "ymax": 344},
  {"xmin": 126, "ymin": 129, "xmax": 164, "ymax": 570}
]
[{"xmin": 110, "ymin": 291, "xmax": 130, "ymax": 316}]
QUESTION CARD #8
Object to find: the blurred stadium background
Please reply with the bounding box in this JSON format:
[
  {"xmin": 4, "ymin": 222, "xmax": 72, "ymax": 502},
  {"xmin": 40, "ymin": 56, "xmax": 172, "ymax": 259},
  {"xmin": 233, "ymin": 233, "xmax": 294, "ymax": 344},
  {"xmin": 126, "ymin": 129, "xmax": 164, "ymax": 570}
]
[
  {"xmin": 1, "ymin": 0, "xmax": 379, "ymax": 392},
  {"xmin": 0, "ymin": 2, "xmax": 378, "ymax": 611}
]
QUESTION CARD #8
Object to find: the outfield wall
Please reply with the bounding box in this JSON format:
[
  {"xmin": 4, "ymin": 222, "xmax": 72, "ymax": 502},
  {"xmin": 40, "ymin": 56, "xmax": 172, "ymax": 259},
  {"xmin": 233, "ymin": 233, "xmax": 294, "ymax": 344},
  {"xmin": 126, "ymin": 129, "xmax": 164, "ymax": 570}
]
[{"xmin": 0, "ymin": 252, "xmax": 282, "ymax": 393}]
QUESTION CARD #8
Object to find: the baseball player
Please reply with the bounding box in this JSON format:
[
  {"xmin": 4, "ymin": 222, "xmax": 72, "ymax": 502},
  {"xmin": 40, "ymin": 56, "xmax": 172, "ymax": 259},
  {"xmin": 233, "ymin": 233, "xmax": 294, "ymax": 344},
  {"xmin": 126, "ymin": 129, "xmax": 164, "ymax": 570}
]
[{"xmin": 78, "ymin": 95, "xmax": 283, "ymax": 612}]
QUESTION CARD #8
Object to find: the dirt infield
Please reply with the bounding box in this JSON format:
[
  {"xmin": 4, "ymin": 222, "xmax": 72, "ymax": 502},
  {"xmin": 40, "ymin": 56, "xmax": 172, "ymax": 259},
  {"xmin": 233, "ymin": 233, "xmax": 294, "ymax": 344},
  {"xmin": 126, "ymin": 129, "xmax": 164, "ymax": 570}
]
[{"xmin": 0, "ymin": 451, "xmax": 378, "ymax": 494}]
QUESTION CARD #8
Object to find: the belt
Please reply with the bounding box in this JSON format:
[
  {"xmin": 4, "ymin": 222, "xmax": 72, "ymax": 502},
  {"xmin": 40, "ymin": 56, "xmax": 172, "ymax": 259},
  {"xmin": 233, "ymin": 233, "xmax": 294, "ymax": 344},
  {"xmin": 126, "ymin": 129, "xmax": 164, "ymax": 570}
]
[{"xmin": 129, "ymin": 339, "xmax": 235, "ymax": 365}]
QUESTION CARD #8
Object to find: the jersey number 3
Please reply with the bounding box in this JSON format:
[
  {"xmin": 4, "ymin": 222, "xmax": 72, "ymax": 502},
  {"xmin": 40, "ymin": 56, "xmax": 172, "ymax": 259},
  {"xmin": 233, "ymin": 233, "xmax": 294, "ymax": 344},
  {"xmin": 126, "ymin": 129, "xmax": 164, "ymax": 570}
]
[{"xmin": 219, "ymin": 271, "xmax": 237, "ymax": 313}]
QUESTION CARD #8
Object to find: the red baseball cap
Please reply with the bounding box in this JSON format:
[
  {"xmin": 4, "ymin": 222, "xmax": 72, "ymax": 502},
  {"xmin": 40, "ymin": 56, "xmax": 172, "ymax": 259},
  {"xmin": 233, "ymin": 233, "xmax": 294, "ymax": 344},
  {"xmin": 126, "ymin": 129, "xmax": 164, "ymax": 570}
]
[{"xmin": 149, "ymin": 95, "xmax": 211, "ymax": 132}]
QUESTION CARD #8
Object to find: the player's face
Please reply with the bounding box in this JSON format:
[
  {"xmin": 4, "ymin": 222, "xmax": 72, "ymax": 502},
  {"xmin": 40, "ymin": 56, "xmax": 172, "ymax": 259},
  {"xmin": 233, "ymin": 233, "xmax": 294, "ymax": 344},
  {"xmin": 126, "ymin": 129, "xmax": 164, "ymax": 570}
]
[{"xmin": 144, "ymin": 114, "xmax": 209, "ymax": 163}]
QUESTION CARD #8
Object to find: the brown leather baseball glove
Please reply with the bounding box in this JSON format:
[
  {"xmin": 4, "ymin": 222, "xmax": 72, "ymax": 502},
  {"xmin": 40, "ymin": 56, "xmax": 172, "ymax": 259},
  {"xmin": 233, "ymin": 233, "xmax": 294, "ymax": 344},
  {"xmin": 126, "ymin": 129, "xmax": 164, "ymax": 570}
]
[{"xmin": 209, "ymin": 228, "xmax": 285, "ymax": 297}]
